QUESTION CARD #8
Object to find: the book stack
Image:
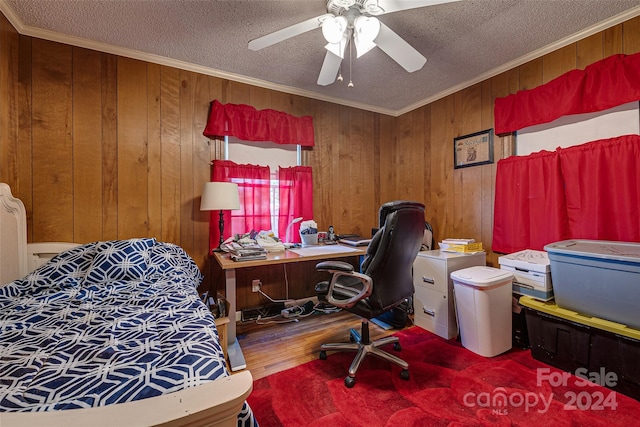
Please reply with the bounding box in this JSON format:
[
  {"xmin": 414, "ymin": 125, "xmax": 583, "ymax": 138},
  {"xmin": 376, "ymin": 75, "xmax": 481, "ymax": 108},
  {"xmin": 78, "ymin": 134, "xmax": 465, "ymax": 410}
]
[{"xmin": 438, "ymin": 238, "xmax": 484, "ymax": 254}]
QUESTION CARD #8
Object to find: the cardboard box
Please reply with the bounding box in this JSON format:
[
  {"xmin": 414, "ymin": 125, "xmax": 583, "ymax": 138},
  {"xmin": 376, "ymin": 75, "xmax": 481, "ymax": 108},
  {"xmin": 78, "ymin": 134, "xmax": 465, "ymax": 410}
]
[
  {"xmin": 545, "ymin": 240, "xmax": 640, "ymax": 329},
  {"xmin": 499, "ymin": 249, "xmax": 553, "ymax": 301}
]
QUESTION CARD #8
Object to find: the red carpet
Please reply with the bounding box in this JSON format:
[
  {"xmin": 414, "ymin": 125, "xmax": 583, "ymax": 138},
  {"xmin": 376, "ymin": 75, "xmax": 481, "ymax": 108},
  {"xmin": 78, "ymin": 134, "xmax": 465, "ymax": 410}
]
[{"xmin": 247, "ymin": 327, "xmax": 640, "ymax": 426}]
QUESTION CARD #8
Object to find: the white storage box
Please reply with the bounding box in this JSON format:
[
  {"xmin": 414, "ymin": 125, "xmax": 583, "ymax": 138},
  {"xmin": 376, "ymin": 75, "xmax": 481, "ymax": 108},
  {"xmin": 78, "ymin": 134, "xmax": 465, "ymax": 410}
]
[
  {"xmin": 498, "ymin": 249, "xmax": 553, "ymax": 301},
  {"xmin": 544, "ymin": 240, "xmax": 640, "ymax": 330},
  {"xmin": 451, "ymin": 266, "xmax": 514, "ymax": 357}
]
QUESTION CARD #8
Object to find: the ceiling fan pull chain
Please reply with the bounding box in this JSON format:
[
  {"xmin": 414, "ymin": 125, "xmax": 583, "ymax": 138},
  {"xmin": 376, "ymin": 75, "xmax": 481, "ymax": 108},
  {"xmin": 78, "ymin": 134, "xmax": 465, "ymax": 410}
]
[{"xmin": 348, "ymin": 37, "xmax": 354, "ymax": 88}]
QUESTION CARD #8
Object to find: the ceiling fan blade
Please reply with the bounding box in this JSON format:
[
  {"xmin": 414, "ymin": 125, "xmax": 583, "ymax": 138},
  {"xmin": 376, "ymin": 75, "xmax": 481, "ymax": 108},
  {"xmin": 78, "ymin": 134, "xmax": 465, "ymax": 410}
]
[
  {"xmin": 248, "ymin": 13, "xmax": 333, "ymax": 51},
  {"xmin": 317, "ymin": 51, "xmax": 343, "ymax": 86},
  {"xmin": 364, "ymin": 0, "xmax": 460, "ymax": 15},
  {"xmin": 374, "ymin": 22, "xmax": 426, "ymax": 72}
]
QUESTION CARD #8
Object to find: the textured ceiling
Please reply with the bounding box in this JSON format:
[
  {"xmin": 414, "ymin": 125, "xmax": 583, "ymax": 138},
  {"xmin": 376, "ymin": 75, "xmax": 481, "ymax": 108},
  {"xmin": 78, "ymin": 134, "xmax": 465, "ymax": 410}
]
[{"xmin": 2, "ymin": 0, "xmax": 640, "ymax": 116}]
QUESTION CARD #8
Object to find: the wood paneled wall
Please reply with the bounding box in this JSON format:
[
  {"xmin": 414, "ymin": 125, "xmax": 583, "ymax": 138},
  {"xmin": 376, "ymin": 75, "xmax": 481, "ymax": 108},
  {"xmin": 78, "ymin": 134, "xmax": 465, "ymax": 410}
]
[
  {"xmin": 404, "ymin": 16, "xmax": 640, "ymax": 267},
  {"xmin": 1, "ymin": 12, "xmax": 639, "ymax": 309}
]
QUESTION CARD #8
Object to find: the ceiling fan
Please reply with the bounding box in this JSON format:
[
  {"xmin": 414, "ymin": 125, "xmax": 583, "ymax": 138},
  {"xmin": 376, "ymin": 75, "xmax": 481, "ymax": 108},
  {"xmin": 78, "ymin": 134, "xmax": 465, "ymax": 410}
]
[{"xmin": 248, "ymin": 0, "xmax": 459, "ymax": 86}]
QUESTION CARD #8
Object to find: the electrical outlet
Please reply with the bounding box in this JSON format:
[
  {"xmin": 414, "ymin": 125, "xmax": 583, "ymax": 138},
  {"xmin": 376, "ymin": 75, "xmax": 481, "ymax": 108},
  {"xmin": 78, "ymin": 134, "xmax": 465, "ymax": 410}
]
[{"xmin": 251, "ymin": 279, "xmax": 262, "ymax": 292}]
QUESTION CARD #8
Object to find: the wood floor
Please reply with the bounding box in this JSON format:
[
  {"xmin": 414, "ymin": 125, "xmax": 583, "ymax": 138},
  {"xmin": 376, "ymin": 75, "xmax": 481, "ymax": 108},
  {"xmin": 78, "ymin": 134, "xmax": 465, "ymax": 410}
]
[{"xmin": 234, "ymin": 309, "xmax": 409, "ymax": 380}]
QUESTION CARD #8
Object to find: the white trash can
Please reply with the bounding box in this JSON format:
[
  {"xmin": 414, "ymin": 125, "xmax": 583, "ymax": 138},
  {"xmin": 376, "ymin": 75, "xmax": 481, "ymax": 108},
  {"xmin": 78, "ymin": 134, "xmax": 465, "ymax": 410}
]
[{"xmin": 451, "ymin": 266, "xmax": 514, "ymax": 357}]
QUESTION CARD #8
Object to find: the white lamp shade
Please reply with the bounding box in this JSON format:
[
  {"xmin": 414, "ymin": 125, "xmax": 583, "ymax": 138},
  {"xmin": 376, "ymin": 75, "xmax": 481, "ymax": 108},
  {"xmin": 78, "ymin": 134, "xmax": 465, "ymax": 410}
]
[
  {"xmin": 200, "ymin": 182, "xmax": 240, "ymax": 211},
  {"xmin": 322, "ymin": 15, "xmax": 348, "ymax": 44},
  {"xmin": 354, "ymin": 16, "xmax": 380, "ymax": 57}
]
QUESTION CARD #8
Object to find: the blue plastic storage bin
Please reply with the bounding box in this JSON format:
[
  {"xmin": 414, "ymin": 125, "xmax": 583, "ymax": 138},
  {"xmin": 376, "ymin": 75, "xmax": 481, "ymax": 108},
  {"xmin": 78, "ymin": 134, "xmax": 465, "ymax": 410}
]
[{"xmin": 544, "ymin": 240, "xmax": 640, "ymax": 329}]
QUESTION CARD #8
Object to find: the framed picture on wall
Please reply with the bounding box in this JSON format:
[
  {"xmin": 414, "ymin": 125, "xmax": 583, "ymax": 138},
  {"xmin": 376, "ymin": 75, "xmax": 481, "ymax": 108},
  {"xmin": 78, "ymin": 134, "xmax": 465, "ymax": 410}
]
[{"xmin": 454, "ymin": 129, "xmax": 494, "ymax": 169}]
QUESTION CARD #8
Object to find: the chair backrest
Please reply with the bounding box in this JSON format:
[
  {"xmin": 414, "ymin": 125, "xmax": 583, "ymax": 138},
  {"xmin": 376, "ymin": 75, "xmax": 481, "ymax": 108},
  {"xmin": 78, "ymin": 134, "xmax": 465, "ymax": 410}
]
[{"xmin": 360, "ymin": 201, "xmax": 425, "ymax": 313}]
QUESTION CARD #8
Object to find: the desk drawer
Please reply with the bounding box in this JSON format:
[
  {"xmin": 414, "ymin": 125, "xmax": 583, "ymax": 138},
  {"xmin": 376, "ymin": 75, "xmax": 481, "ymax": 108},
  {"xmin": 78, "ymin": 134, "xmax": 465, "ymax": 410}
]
[
  {"xmin": 414, "ymin": 286, "xmax": 456, "ymax": 339},
  {"xmin": 413, "ymin": 257, "xmax": 447, "ymax": 294}
]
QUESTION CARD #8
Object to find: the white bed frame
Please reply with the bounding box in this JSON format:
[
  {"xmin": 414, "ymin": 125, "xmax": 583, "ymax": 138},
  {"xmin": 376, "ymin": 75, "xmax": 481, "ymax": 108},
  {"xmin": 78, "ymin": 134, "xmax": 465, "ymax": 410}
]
[{"xmin": 0, "ymin": 183, "xmax": 253, "ymax": 427}]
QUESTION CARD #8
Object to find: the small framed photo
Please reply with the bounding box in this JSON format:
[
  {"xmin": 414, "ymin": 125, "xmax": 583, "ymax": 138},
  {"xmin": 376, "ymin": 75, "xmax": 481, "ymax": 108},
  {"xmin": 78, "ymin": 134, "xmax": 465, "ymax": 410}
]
[{"xmin": 454, "ymin": 129, "xmax": 494, "ymax": 169}]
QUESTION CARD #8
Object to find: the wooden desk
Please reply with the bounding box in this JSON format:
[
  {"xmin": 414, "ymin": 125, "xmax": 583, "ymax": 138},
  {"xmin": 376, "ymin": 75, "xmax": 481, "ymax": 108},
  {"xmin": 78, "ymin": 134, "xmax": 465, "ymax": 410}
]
[{"xmin": 213, "ymin": 244, "xmax": 367, "ymax": 371}]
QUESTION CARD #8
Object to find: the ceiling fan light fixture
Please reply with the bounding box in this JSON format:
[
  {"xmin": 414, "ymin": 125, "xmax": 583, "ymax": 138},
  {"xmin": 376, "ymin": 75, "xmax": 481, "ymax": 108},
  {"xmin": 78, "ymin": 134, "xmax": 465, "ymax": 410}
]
[
  {"xmin": 322, "ymin": 15, "xmax": 348, "ymax": 44},
  {"xmin": 354, "ymin": 15, "xmax": 380, "ymax": 57},
  {"xmin": 324, "ymin": 27, "xmax": 350, "ymax": 59}
]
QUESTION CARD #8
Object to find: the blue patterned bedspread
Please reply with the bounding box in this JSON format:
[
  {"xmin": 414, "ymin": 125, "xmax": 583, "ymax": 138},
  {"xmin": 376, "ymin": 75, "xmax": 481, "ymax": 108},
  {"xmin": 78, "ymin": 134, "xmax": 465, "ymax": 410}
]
[{"xmin": 0, "ymin": 239, "xmax": 256, "ymax": 426}]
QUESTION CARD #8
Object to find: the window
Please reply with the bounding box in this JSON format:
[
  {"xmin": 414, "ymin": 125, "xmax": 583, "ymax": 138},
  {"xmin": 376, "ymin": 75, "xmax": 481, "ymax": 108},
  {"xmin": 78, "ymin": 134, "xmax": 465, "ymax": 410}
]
[
  {"xmin": 516, "ymin": 101, "xmax": 640, "ymax": 156},
  {"xmin": 225, "ymin": 137, "xmax": 300, "ymax": 238}
]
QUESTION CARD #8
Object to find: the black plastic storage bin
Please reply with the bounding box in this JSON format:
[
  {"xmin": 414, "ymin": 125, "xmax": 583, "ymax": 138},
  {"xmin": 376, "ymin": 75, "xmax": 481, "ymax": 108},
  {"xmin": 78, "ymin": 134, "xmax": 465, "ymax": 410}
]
[
  {"xmin": 512, "ymin": 294, "xmax": 530, "ymax": 349},
  {"xmin": 521, "ymin": 296, "xmax": 640, "ymax": 401}
]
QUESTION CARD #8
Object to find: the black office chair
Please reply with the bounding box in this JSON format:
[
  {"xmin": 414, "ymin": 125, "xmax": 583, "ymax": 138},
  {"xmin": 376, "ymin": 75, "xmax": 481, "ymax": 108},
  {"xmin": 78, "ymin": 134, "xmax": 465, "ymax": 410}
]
[{"xmin": 315, "ymin": 201, "xmax": 425, "ymax": 387}]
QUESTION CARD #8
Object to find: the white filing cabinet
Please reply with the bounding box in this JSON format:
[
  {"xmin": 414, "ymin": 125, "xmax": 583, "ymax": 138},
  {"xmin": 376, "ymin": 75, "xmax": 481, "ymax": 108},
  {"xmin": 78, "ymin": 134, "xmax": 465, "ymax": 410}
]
[{"xmin": 413, "ymin": 250, "xmax": 485, "ymax": 339}]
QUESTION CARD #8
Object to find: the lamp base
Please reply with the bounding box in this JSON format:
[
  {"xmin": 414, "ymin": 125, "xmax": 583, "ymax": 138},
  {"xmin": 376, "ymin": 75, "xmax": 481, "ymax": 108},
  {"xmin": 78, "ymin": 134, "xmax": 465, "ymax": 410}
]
[{"xmin": 215, "ymin": 209, "xmax": 226, "ymax": 253}]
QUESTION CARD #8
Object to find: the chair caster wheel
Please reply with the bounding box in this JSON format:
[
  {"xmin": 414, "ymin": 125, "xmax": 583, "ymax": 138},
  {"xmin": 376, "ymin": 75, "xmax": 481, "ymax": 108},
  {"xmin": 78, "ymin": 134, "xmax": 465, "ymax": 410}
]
[
  {"xmin": 400, "ymin": 369, "xmax": 410, "ymax": 381},
  {"xmin": 393, "ymin": 342, "xmax": 401, "ymax": 351},
  {"xmin": 345, "ymin": 376, "xmax": 355, "ymax": 388},
  {"xmin": 319, "ymin": 350, "xmax": 327, "ymax": 360}
]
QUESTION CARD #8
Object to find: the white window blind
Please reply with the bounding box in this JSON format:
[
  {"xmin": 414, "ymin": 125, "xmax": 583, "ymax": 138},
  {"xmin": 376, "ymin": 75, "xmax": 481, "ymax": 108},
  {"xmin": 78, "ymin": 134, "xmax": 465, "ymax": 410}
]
[{"xmin": 225, "ymin": 136, "xmax": 299, "ymax": 169}]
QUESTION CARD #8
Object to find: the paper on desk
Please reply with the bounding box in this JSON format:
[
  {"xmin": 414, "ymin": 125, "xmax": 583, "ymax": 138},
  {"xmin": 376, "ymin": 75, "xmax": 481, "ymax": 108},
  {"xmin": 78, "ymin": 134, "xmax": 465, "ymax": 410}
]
[
  {"xmin": 288, "ymin": 245, "xmax": 360, "ymax": 257},
  {"xmin": 300, "ymin": 220, "xmax": 317, "ymax": 229}
]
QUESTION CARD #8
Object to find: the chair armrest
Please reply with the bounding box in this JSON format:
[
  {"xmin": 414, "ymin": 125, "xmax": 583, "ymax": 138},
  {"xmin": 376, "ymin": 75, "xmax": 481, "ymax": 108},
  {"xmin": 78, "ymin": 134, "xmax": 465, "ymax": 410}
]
[
  {"xmin": 318, "ymin": 267, "xmax": 372, "ymax": 309},
  {"xmin": 316, "ymin": 260, "xmax": 354, "ymax": 273}
]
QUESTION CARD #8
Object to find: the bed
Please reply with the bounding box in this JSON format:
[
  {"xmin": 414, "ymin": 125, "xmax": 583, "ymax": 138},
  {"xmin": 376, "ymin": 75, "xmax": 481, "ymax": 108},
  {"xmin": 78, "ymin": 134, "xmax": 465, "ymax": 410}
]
[{"xmin": 0, "ymin": 183, "xmax": 256, "ymax": 427}]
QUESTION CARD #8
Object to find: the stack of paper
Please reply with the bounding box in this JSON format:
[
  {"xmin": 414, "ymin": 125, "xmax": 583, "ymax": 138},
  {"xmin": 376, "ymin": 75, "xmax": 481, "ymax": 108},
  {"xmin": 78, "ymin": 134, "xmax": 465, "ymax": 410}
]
[
  {"xmin": 221, "ymin": 239, "xmax": 268, "ymax": 261},
  {"xmin": 230, "ymin": 247, "xmax": 267, "ymax": 261},
  {"xmin": 438, "ymin": 238, "xmax": 483, "ymax": 253}
]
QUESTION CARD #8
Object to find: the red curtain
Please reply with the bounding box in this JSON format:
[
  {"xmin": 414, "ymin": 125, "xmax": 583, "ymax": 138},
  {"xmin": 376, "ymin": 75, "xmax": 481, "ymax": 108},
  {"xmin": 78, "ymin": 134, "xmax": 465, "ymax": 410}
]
[
  {"xmin": 278, "ymin": 166, "xmax": 314, "ymax": 244},
  {"xmin": 558, "ymin": 135, "xmax": 640, "ymax": 242},
  {"xmin": 203, "ymin": 100, "xmax": 315, "ymax": 147},
  {"xmin": 493, "ymin": 135, "xmax": 640, "ymax": 252},
  {"xmin": 492, "ymin": 150, "xmax": 570, "ymax": 254},
  {"xmin": 210, "ymin": 160, "xmax": 272, "ymax": 252},
  {"xmin": 494, "ymin": 52, "xmax": 640, "ymax": 134}
]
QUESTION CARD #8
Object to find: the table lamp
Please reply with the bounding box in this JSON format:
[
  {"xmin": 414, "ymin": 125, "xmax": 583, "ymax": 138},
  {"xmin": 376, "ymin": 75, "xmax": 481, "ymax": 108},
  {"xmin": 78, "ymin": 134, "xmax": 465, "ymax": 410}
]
[
  {"xmin": 284, "ymin": 217, "xmax": 303, "ymax": 243},
  {"xmin": 200, "ymin": 182, "xmax": 240, "ymax": 250}
]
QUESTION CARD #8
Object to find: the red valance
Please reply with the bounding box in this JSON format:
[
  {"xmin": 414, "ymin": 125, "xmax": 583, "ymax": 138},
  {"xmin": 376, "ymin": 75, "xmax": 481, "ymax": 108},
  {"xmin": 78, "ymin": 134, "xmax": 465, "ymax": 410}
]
[
  {"xmin": 203, "ymin": 100, "xmax": 315, "ymax": 146},
  {"xmin": 494, "ymin": 52, "xmax": 640, "ymax": 135}
]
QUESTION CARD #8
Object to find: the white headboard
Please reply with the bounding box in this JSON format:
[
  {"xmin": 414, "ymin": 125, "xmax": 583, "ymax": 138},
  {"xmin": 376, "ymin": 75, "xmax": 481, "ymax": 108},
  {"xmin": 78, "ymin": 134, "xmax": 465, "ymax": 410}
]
[{"xmin": 0, "ymin": 183, "xmax": 28, "ymax": 285}]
